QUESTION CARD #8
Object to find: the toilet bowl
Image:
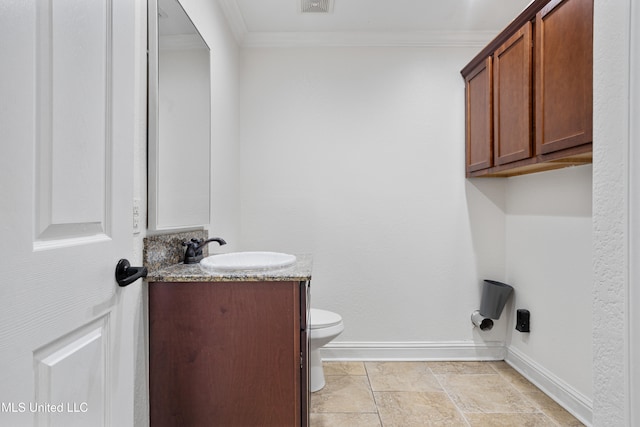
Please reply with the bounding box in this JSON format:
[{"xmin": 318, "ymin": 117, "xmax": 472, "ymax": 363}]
[{"xmin": 309, "ymin": 308, "xmax": 344, "ymax": 392}]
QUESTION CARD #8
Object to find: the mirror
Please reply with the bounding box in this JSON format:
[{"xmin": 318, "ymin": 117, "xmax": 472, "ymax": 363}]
[{"xmin": 148, "ymin": 0, "xmax": 211, "ymax": 231}]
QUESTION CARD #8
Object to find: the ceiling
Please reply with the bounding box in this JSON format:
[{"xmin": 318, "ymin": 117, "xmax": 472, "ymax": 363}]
[{"xmin": 219, "ymin": 0, "xmax": 534, "ymax": 46}]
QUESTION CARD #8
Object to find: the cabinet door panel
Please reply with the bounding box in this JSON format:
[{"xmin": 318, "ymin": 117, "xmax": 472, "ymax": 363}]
[
  {"xmin": 149, "ymin": 282, "xmax": 301, "ymax": 427},
  {"xmin": 465, "ymin": 57, "xmax": 493, "ymax": 173},
  {"xmin": 493, "ymin": 22, "xmax": 532, "ymax": 165},
  {"xmin": 536, "ymin": 0, "xmax": 593, "ymax": 154}
]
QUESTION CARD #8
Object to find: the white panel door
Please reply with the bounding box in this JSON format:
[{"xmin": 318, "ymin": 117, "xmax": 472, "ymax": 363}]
[{"xmin": 0, "ymin": 0, "xmax": 139, "ymax": 426}]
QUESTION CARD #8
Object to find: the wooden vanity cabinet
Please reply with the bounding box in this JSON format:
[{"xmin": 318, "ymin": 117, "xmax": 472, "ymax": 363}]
[
  {"xmin": 462, "ymin": 0, "xmax": 593, "ymax": 177},
  {"xmin": 149, "ymin": 280, "xmax": 310, "ymax": 427}
]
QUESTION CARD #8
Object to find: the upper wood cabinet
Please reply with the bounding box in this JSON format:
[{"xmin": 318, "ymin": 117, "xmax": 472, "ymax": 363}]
[
  {"xmin": 493, "ymin": 21, "xmax": 533, "ymax": 167},
  {"xmin": 465, "ymin": 57, "xmax": 493, "ymax": 173},
  {"xmin": 536, "ymin": 0, "xmax": 593, "ymax": 155},
  {"xmin": 462, "ymin": 0, "xmax": 593, "ymax": 178}
]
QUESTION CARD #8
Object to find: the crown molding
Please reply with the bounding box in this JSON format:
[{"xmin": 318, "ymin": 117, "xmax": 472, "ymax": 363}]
[
  {"xmin": 241, "ymin": 30, "xmax": 497, "ymax": 48},
  {"xmin": 216, "ymin": 0, "xmax": 497, "ymax": 48},
  {"xmin": 217, "ymin": 0, "xmax": 248, "ymax": 44}
]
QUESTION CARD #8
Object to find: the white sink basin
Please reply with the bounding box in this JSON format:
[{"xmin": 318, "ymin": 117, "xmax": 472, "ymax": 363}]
[{"xmin": 200, "ymin": 251, "xmax": 297, "ymax": 271}]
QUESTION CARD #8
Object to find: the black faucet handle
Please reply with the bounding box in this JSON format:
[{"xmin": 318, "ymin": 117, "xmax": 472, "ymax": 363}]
[
  {"xmin": 182, "ymin": 240, "xmax": 198, "ymax": 259},
  {"xmin": 183, "ymin": 237, "xmax": 227, "ymax": 264},
  {"xmin": 182, "ymin": 239, "xmax": 199, "ymax": 249}
]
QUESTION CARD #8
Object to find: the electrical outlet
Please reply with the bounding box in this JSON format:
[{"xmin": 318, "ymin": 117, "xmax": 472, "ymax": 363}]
[{"xmin": 133, "ymin": 198, "xmax": 141, "ymax": 234}]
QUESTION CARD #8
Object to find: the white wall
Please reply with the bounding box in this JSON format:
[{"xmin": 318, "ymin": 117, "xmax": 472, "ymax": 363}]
[
  {"xmin": 181, "ymin": 0, "xmax": 242, "ymax": 250},
  {"xmin": 239, "ymin": 46, "xmax": 508, "ymax": 353},
  {"xmin": 504, "ymin": 166, "xmax": 593, "ymax": 422}
]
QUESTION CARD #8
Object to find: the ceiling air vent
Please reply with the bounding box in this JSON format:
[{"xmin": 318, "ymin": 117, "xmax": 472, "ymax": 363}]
[{"xmin": 301, "ymin": 0, "xmax": 334, "ymax": 13}]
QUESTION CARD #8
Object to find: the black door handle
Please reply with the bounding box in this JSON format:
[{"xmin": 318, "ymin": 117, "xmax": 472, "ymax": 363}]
[{"xmin": 115, "ymin": 259, "xmax": 148, "ymax": 287}]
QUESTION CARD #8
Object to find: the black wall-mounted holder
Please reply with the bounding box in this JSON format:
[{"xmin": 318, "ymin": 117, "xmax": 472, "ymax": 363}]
[
  {"xmin": 472, "ymin": 280, "xmax": 514, "ymax": 332},
  {"xmin": 516, "ymin": 309, "xmax": 530, "ymax": 332}
]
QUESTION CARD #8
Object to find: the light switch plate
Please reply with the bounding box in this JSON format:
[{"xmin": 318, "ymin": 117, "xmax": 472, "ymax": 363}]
[{"xmin": 133, "ymin": 198, "xmax": 141, "ymax": 234}]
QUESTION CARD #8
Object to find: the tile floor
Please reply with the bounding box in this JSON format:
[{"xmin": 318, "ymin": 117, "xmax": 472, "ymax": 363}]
[{"xmin": 310, "ymin": 361, "xmax": 584, "ymax": 427}]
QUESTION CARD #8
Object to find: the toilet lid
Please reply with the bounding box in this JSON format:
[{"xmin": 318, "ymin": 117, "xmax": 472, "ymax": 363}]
[{"xmin": 310, "ymin": 308, "xmax": 342, "ymax": 329}]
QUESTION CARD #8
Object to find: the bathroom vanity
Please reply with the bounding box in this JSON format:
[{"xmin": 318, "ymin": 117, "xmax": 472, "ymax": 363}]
[{"xmin": 147, "ymin": 255, "xmax": 312, "ymax": 427}]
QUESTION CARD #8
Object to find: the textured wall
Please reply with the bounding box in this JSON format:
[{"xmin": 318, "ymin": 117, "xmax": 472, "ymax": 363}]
[
  {"xmin": 592, "ymin": 0, "xmax": 632, "ymax": 425},
  {"xmin": 630, "ymin": 1, "xmax": 640, "ymax": 424}
]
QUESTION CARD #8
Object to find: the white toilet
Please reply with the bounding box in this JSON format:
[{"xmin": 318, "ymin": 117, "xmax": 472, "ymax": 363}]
[{"xmin": 309, "ymin": 308, "xmax": 344, "ymax": 392}]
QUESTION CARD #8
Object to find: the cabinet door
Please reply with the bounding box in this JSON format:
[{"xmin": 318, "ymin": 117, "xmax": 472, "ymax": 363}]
[
  {"xmin": 149, "ymin": 282, "xmax": 301, "ymax": 426},
  {"xmin": 535, "ymin": 0, "xmax": 593, "ymax": 154},
  {"xmin": 493, "ymin": 22, "xmax": 532, "ymax": 165},
  {"xmin": 465, "ymin": 57, "xmax": 493, "ymax": 173}
]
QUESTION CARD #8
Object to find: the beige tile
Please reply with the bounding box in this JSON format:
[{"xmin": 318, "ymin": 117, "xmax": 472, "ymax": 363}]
[
  {"xmin": 365, "ymin": 362, "xmax": 443, "ymax": 392},
  {"xmin": 311, "ymin": 375, "xmax": 377, "ymax": 413},
  {"xmin": 465, "ymin": 412, "xmax": 557, "ymax": 426},
  {"xmin": 310, "ymin": 413, "xmax": 381, "ymax": 427},
  {"xmin": 310, "ymin": 361, "xmax": 583, "ymax": 427},
  {"xmin": 375, "ymin": 391, "xmax": 468, "ymax": 427},
  {"xmin": 428, "ymin": 361, "xmax": 498, "ymax": 375},
  {"xmin": 487, "ymin": 361, "xmax": 511, "ymax": 370},
  {"xmin": 324, "ymin": 361, "xmax": 367, "ymax": 376},
  {"xmin": 495, "ymin": 367, "xmax": 542, "ymax": 393},
  {"xmin": 523, "ymin": 390, "xmax": 585, "ymax": 426},
  {"xmin": 438, "ymin": 373, "xmax": 537, "ymax": 413}
]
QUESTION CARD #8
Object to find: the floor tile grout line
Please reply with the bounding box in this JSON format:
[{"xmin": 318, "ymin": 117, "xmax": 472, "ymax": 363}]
[
  {"xmin": 432, "ymin": 364, "xmax": 560, "ymax": 426},
  {"xmin": 363, "ymin": 361, "xmax": 385, "ymax": 427},
  {"xmin": 366, "ymin": 361, "xmax": 463, "ymax": 426},
  {"xmin": 429, "ymin": 362, "xmax": 560, "ymax": 426},
  {"xmin": 431, "ymin": 367, "xmax": 473, "ymax": 427},
  {"xmin": 492, "ymin": 366, "xmax": 563, "ymax": 427}
]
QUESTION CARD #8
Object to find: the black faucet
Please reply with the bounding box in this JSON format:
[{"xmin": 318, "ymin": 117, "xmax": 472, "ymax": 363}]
[{"xmin": 182, "ymin": 237, "xmax": 227, "ymax": 264}]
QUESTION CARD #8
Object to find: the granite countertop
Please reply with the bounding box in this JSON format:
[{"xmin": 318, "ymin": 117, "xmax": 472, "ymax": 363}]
[{"xmin": 146, "ymin": 253, "xmax": 313, "ymax": 283}]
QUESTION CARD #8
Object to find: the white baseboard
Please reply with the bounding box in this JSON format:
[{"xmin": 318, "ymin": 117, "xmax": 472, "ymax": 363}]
[
  {"xmin": 319, "ymin": 340, "xmax": 506, "ymax": 361},
  {"xmin": 505, "ymin": 347, "xmax": 593, "ymax": 426}
]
